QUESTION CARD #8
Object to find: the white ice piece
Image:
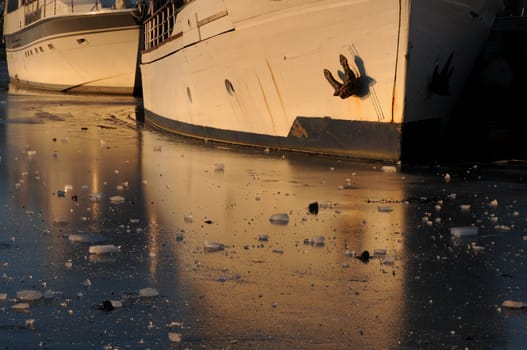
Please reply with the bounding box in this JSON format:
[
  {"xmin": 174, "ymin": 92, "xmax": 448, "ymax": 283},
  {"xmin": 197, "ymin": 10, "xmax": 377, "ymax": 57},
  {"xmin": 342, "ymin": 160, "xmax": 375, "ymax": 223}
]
[
  {"xmin": 16, "ymin": 290, "xmax": 42, "ymax": 301},
  {"xmin": 109, "ymin": 195, "xmax": 126, "ymax": 204},
  {"xmin": 502, "ymin": 300, "xmax": 527, "ymax": 308},
  {"xmin": 168, "ymin": 332, "xmax": 182, "ymax": 343},
  {"xmin": 12, "ymin": 303, "xmax": 30, "ymax": 310},
  {"xmin": 450, "ymin": 226, "xmax": 478, "ymax": 238},
  {"xmin": 139, "ymin": 288, "xmax": 159, "ymax": 298},
  {"xmin": 88, "ymin": 244, "xmax": 120, "ymax": 254},
  {"xmin": 203, "ymin": 241, "xmax": 225, "ymax": 252},
  {"xmin": 381, "ymin": 166, "xmax": 397, "ymax": 173},
  {"xmin": 269, "ymin": 213, "xmax": 289, "ymax": 225}
]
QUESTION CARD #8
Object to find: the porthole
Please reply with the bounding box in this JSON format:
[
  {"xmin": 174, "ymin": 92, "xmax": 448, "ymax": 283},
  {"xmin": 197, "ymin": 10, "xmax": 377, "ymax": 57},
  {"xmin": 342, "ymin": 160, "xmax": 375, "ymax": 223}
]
[
  {"xmin": 225, "ymin": 79, "xmax": 235, "ymax": 95},
  {"xmin": 186, "ymin": 86, "xmax": 192, "ymax": 103}
]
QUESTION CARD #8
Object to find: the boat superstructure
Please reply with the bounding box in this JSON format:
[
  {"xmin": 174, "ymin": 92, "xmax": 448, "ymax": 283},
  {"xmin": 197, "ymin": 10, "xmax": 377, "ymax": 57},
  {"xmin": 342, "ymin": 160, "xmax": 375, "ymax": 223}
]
[
  {"xmin": 140, "ymin": 0, "xmax": 504, "ymax": 161},
  {"xmin": 3, "ymin": 0, "xmax": 143, "ymax": 95}
]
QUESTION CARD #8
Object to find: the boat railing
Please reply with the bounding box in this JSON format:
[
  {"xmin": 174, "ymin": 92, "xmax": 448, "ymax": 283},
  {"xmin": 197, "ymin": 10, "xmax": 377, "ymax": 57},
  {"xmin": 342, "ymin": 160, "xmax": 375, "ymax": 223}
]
[
  {"xmin": 143, "ymin": 0, "xmax": 181, "ymax": 51},
  {"xmin": 23, "ymin": 0, "xmax": 132, "ymax": 25}
]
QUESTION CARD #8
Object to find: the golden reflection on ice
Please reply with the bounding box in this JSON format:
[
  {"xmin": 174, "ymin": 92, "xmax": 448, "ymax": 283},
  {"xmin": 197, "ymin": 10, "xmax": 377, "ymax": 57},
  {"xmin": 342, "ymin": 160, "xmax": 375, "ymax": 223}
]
[{"xmin": 141, "ymin": 131, "xmax": 408, "ymax": 348}]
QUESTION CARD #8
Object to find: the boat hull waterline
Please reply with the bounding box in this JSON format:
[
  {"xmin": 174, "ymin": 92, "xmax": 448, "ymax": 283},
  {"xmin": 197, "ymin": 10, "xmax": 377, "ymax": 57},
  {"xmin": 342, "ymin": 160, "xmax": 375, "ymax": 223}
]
[{"xmin": 140, "ymin": 0, "xmax": 503, "ymax": 161}]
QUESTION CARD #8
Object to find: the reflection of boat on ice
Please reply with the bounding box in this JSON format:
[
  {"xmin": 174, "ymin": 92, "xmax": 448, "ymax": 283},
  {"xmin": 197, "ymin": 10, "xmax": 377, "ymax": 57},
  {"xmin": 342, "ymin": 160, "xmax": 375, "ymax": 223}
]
[
  {"xmin": 2, "ymin": 0, "xmax": 143, "ymax": 95},
  {"xmin": 140, "ymin": 0, "xmax": 504, "ymax": 161}
]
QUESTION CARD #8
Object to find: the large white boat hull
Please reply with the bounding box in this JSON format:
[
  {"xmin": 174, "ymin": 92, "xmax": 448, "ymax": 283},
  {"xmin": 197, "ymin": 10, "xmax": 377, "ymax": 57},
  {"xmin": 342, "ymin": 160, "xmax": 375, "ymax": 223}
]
[
  {"xmin": 140, "ymin": 0, "xmax": 503, "ymax": 161},
  {"xmin": 3, "ymin": 8, "xmax": 142, "ymax": 95}
]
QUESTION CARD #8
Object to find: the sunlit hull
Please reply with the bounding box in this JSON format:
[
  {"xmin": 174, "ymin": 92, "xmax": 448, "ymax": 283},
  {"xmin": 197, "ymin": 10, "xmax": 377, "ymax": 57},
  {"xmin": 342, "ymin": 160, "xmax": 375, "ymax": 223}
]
[
  {"xmin": 140, "ymin": 0, "xmax": 502, "ymax": 161},
  {"xmin": 3, "ymin": 5, "xmax": 141, "ymax": 95}
]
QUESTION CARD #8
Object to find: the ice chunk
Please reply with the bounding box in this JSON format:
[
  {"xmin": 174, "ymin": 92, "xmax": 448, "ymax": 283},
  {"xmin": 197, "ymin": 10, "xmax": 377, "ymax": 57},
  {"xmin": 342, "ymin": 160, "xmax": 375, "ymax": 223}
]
[
  {"xmin": 25, "ymin": 319, "xmax": 36, "ymax": 328},
  {"xmin": 381, "ymin": 166, "xmax": 397, "ymax": 173},
  {"xmin": 0, "ymin": 293, "xmax": 7, "ymax": 300},
  {"xmin": 183, "ymin": 214, "xmax": 193, "ymax": 223},
  {"xmin": 16, "ymin": 290, "xmax": 42, "ymax": 301},
  {"xmin": 460, "ymin": 204, "xmax": 471, "ymax": 212},
  {"xmin": 378, "ymin": 206, "xmax": 393, "ymax": 213},
  {"xmin": 450, "ymin": 226, "xmax": 478, "ymax": 238},
  {"xmin": 502, "ymin": 300, "xmax": 527, "ymax": 309},
  {"xmin": 12, "ymin": 303, "xmax": 30, "ymax": 310},
  {"xmin": 68, "ymin": 233, "xmax": 107, "ymax": 244},
  {"xmin": 444, "ymin": 173, "xmax": 451, "ymax": 183},
  {"xmin": 88, "ymin": 244, "xmax": 120, "ymax": 254},
  {"xmin": 203, "ymin": 241, "xmax": 224, "ymax": 252},
  {"xmin": 373, "ymin": 248, "xmax": 387, "ymax": 256},
  {"xmin": 168, "ymin": 332, "xmax": 182, "ymax": 343},
  {"xmin": 489, "ymin": 199, "xmax": 498, "ymax": 208},
  {"xmin": 306, "ymin": 236, "xmax": 325, "ymax": 247},
  {"xmin": 269, "ymin": 213, "xmax": 289, "ymax": 225},
  {"xmin": 214, "ymin": 163, "xmax": 224, "ymax": 172},
  {"xmin": 382, "ymin": 256, "xmax": 395, "ymax": 265},
  {"xmin": 110, "ymin": 300, "xmax": 123, "ymax": 308},
  {"xmin": 139, "ymin": 288, "xmax": 159, "ymax": 298},
  {"xmin": 109, "ymin": 195, "xmax": 126, "ymax": 204}
]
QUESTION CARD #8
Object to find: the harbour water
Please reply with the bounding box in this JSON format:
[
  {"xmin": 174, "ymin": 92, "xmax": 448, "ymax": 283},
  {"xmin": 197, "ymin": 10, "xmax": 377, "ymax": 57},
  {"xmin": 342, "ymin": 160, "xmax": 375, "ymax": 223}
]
[{"xmin": 0, "ymin": 86, "xmax": 527, "ymax": 349}]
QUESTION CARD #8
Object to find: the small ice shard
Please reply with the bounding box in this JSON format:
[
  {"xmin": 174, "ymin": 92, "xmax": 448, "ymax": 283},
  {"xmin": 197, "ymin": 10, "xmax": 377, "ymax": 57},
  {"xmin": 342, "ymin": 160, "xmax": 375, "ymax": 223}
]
[
  {"xmin": 269, "ymin": 213, "xmax": 289, "ymax": 225},
  {"xmin": 65, "ymin": 260, "xmax": 73, "ymax": 269},
  {"xmin": 183, "ymin": 214, "xmax": 193, "ymax": 223},
  {"xmin": 382, "ymin": 256, "xmax": 395, "ymax": 265},
  {"xmin": 88, "ymin": 244, "xmax": 120, "ymax": 254},
  {"xmin": 502, "ymin": 300, "xmax": 527, "ymax": 309},
  {"xmin": 139, "ymin": 288, "xmax": 159, "ymax": 298},
  {"xmin": 214, "ymin": 163, "xmax": 224, "ymax": 172},
  {"xmin": 53, "ymin": 217, "xmax": 69, "ymax": 226},
  {"xmin": 12, "ymin": 303, "xmax": 30, "ymax": 310},
  {"xmin": 373, "ymin": 248, "xmax": 387, "ymax": 256},
  {"xmin": 68, "ymin": 233, "xmax": 107, "ymax": 244},
  {"xmin": 203, "ymin": 241, "xmax": 224, "ymax": 252},
  {"xmin": 89, "ymin": 192, "xmax": 103, "ymax": 202},
  {"xmin": 450, "ymin": 226, "xmax": 478, "ymax": 238},
  {"xmin": 460, "ymin": 204, "xmax": 471, "ymax": 212},
  {"xmin": 83, "ymin": 278, "xmax": 92, "ymax": 287},
  {"xmin": 308, "ymin": 236, "xmax": 325, "ymax": 247},
  {"xmin": 168, "ymin": 332, "xmax": 182, "ymax": 343},
  {"xmin": 378, "ymin": 206, "xmax": 393, "ymax": 213},
  {"xmin": 110, "ymin": 300, "xmax": 123, "ymax": 308},
  {"xmin": 444, "ymin": 173, "xmax": 451, "ymax": 183},
  {"xmin": 381, "ymin": 166, "xmax": 397, "ymax": 173},
  {"xmin": 495, "ymin": 225, "xmax": 511, "ymax": 232},
  {"xmin": 25, "ymin": 319, "xmax": 36, "ymax": 328},
  {"xmin": 109, "ymin": 195, "xmax": 125, "ymax": 204},
  {"xmin": 0, "ymin": 293, "xmax": 7, "ymax": 300},
  {"xmin": 16, "ymin": 290, "xmax": 42, "ymax": 301},
  {"xmin": 258, "ymin": 234, "xmax": 269, "ymax": 242},
  {"xmin": 489, "ymin": 199, "xmax": 498, "ymax": 208}
]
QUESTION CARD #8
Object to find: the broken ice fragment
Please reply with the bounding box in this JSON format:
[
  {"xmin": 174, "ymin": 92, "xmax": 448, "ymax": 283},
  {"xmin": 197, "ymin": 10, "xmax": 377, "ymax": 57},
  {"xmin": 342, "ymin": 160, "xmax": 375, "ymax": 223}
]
[
  {"xmin": 381, "ymin": 166, "xmax": 397, "ymax": 173},
  {"xmin": 88, "ymin": 244, "xmax": 120, "ymax": 254},
  {"xmin": 25, "ymin": 319, "xmax": 36, "ymax": 328},
  {"xmin": 109, "ymin": 195, "xmax": 126, "ymax": 204},
  {"xmin": 68, "ymin": 233, "xmax": 107, "ymax": 244},
  {"xmin": 139, "ymin": 288, "xmax": 159, "ymax": 298},
  {"xmin": 269, "ymin": 213, "xmax": 289, "ymax": 225},
  {"xmin": 203, "ymin": 241, "xmax": 224, "ymax": 252},
  {"xmin": 378, "ymin": 206, "xmax": 393, "ymax": 213},
  {"xmin": 450, "ymin": 226, "xmax": 478, "ymax": 238},
  {"xmin": 502, "ymin": 300, "xmax": 527, "ymax": 309},
  {"xmin": 168, "ymin": 332, "xmax": 182, "ymax": 343},
  {"xmin": 16, "ymin": 290, "xmax": 42, "ymax": 301},
  {"xmin": 12, "ymin": 303, "xmax": 30, "ymax": 311}
]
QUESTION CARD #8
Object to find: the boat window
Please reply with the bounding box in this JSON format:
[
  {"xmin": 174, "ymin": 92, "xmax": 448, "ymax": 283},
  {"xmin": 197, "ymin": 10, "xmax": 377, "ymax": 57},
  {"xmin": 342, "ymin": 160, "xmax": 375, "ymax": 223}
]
[{"xmin": 7, "ymin": 0, "xmax": 18, "ymax": 13}]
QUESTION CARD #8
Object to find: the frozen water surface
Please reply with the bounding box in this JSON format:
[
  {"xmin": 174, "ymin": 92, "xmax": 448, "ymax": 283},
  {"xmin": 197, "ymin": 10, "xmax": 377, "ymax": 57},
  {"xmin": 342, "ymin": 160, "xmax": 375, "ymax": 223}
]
[{"xmin": 0, "ymin": 89, "xmax": 527, "ymax": 349}]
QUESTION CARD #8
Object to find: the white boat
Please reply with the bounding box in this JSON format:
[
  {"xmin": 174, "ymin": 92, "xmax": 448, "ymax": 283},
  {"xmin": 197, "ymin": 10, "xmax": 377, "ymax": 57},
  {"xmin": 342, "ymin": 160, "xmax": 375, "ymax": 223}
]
[
  {"xmin": 140, "ymin": 0, "xmax": 504, "ymax": 161},
  {"xmin": 2, "ymin": 0, "xmax": 143, "ymax": 95}
]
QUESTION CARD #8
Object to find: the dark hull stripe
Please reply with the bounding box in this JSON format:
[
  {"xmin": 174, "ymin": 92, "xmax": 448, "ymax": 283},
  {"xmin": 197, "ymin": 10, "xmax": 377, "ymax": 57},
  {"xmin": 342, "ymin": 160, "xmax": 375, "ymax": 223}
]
[
  {"xmin": 4, "ymin": 10, "xmax": 140, "ymax": 49},
  {"xmin": 144, "ymin": 109, "xmax": 403, "ymax": 161}
]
